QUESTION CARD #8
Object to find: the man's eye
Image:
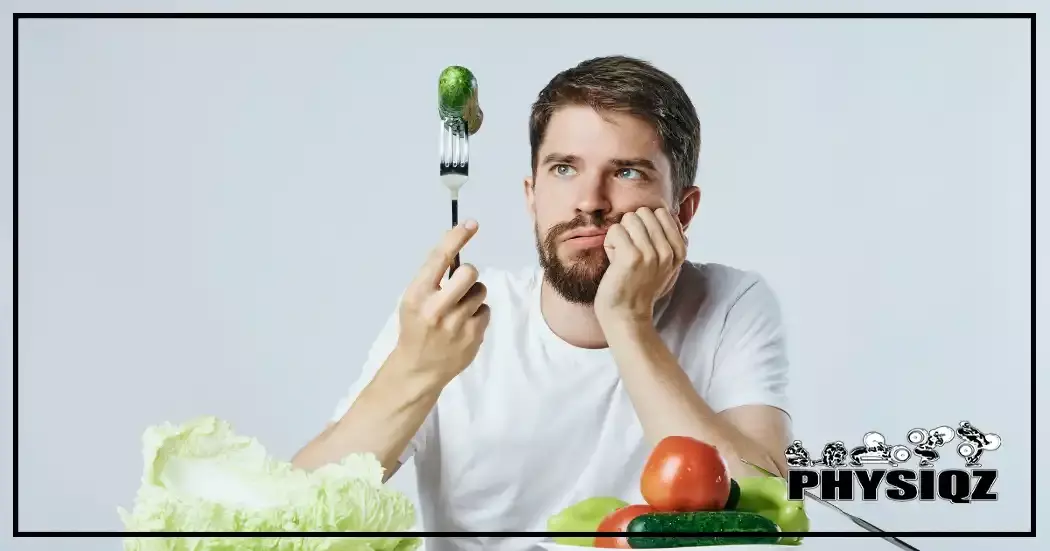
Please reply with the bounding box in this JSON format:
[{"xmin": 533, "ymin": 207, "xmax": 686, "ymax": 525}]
[
  {"xmin": 553, "ymin": 164, "xmax": 577, "ymax": 177},
  {"xmin": 617, "ymin": 168, "xmax": 643, "ymax": 180}
]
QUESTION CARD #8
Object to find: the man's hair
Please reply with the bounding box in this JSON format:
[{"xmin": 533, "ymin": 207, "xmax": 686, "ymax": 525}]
[{"xmin": 529, "ymin": 55, "xmax": 702, "ymax": 198}]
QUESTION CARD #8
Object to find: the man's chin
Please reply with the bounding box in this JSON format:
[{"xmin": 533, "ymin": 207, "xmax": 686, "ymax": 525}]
[
  {"xmin": 562, "ymin": 247, "xmax": 608, "ymax": 267},
  {"xmin": 544, "ymin": 276, "xmax": 602, "ymax": 305},
  {"xmin": 541, "ymin": 258, "xmax": 607, "ymax": 305},
  {"xmin": 563, "ymin": 260, "xmax": 607, "ymax": 281}
]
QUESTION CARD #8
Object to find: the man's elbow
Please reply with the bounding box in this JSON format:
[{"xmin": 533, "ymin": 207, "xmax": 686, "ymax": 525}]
[
  {"xmin": 290, "ymin": 424, "xmax": 337, "ymax": 471},
  {"xmin": 291, "ymin": 445, "xmax": 320, "ymax": 471},
  {"xmin": 735, "ymin": 447, "xmax": 787, "ymax": 478},
  {"xmin": 765, "ymin": 450, "xmax": 788, "ymax": 478}
]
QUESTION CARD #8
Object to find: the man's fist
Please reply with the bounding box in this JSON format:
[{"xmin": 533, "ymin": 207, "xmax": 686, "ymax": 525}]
[{"xmin": 595, "ymin": 207, "xmax": 687, "ymax": 324}]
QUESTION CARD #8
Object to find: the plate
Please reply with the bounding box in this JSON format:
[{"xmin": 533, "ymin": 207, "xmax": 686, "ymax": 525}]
[{"xmin": 537, "ymin": 544, "xmax": 788, "ymax": 551}]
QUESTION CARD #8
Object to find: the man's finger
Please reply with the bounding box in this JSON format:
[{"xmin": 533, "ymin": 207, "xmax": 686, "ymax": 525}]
[
  {"xmin": 636, "ymin": 208, "xmax": 675, "ymax": 265},
  {"xmin": 654, "ymin": 208, "xmax": 687, "ymax": 264},
  {"xmin": 429, "ymin": 264, "xmax": 481, "ymax": 316},
  {"xmin": 410, "ymin": 220, "xmax": 479, "ymax": 293},
  {"xmin": 446, "ymin": 281, "xmax": 488, "ymax": 327},
  {"xmin": 465, "ymin": 303, "xmax": 492, "ymax": 336},
  {"xmin": 602, "ymin": 223, "xmax": 635, "ymax": 266},
  {"xmin": 621, "ymin": 211, "xmax": 657, "ymax": 264}
]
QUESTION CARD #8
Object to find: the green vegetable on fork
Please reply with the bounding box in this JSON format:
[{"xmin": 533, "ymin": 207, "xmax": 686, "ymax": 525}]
[{"xmin": 438, "ymin": 65, "xmax": 483, "ymax": 135}]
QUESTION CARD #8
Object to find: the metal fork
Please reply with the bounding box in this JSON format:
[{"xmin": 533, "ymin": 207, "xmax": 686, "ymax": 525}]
[
  {"xmin": 739, "ymin": 459, "xmax": 922, "ymax": 551},
  {"xmin": 439, "ymin": 118, "xmax": 470, "ymax": 280}
]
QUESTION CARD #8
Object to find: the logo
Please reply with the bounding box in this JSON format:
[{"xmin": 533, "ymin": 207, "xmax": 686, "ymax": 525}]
[{"xmin": 785, "ymin": 420, "xmax": 1000, "ymax": 504}]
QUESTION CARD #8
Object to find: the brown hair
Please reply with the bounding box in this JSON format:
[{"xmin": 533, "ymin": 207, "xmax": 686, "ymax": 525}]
[{"xmin": 529, "ymin": 55, "xmax": 702, "ymax": 198}]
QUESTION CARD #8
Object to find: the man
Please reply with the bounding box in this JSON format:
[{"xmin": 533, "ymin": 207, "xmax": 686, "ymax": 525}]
[{"xmin": 292, "ymin": 56, "xmax": 793, "ymax": 548}]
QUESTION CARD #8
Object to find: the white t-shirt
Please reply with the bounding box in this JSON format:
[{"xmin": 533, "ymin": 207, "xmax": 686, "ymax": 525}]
[{"xmin": 330, "ymin": 262, "xmax": 791, "ymax": 551}]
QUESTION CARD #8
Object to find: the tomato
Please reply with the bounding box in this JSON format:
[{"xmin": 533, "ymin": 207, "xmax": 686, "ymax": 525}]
[
  {"xmin": 640, "ymin": 435, "xmax": 731, "ymax": 512},
  {"xmin": 593, "ymin": 504, "xmax": 654, "ymax": 548}
]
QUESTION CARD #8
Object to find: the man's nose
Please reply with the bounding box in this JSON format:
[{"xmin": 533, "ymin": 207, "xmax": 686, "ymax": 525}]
[{"xmin": 574, "ymin": 173, "xmax": 612, "ymax": 215}]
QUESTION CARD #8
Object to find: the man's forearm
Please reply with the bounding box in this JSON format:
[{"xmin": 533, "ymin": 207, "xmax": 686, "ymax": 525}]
[
  {"xmin": 291, "ymin": 348, "xmax": 442, "ymax": 480},
  {"xmin": 603, "ymin": 319, "xmax": 785, "ymax": 478}
]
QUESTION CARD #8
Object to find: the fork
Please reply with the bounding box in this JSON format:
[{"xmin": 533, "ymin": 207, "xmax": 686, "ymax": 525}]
[
  {"xmin": 439, "ymin": 118, "xmax": 470, "ymax": 280},
  {"xmin": 739, "ymin": 459, "xmax": 922, "ymax": 551}
]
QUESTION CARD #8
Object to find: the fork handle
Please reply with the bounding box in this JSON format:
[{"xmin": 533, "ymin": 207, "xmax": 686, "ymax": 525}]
[{"xmin": 449, "ymin": 199, "xmax": 460, "ymax": 280}]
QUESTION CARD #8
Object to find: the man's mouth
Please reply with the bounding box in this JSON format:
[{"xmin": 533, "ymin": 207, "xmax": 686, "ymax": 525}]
[
  {"xmin": 564, "ymin": 228, "xmax": 609, "ymax": 241},
  {"xmin": 562, "ymin": 229, "xmax": 609, "ymax": 249}
]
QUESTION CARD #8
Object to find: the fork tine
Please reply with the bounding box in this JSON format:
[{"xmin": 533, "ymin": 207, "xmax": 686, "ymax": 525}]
[
  {"xmin": 448, "ymin": 126, "xmax": 454, "ymax": 166},
  {"xmin": 461, "ymin": 133, "xmax": 469, "ymax": 167},
  {"xmin": 449, "ymin": 129, "xmax": 457, "ymax": 167},
  {"xmin": 439, "ymin": 119, "xmax": 445, "ymax": 165},
  {"xmin": 438, "ymin": 120, "xmax": 470, "ymax": 172},
  {"xmin": 455, "ymin": 128, "xmax": 464, "ymax": 165}
]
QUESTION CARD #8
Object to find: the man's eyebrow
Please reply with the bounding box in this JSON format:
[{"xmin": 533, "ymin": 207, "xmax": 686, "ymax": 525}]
[
  {"xmin": 609, "ymin": 158, "xmax": 658, "ymax": 171},
  {"xmin": 541, "ymin": 153, "xmax": 579, "ymax": 165}
]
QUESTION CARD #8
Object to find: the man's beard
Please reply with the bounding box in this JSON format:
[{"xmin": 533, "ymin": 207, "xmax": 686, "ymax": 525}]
[{"xmin": 535, "ymin": 212, "xmax": 623, "ymax": 305}]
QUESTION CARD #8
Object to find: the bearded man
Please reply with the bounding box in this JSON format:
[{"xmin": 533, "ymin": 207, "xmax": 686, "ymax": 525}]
[{"xmin": 293, "ymin": 55, "xmax": 794, "ymax": 551}]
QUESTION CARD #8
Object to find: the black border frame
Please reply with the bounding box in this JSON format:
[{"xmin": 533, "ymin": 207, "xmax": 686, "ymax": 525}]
[{"xmin": 11, "ymin": 10, "xmax": 1037, "ymax": 543}]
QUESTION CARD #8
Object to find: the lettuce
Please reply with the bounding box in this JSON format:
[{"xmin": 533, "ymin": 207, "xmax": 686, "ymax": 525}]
[{"xmin": 118, "ymin": 416, "xmax": 421, "ymax": 551}]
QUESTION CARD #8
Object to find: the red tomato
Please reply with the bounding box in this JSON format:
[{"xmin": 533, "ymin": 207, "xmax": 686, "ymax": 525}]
[
  {"xmin": 640, "ymin": 435, "xmax": 731, "ymax": 512},
  {"xmin": 593, "ymin": 504, "xmax": 654, "ymax": 548}
]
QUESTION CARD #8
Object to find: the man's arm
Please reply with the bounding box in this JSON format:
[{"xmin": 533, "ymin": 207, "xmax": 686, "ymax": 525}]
[
  {"xmin": 601, "ymin": 272, "xmax": 792, "ymax": 479},
  {"xmin": 603, "ymin": 319, "xmax": 790, "ymax": 479},
  {"xmin": 291, "ymin": 222, "xmax": 491, "ymax": 481},
  {"xmin": 594, "ymin": 208, "xmax": 792, "ymax": 479},
  {"xmin": 291, "ymin": 347, "xmax": 443, "ymax": 481}
]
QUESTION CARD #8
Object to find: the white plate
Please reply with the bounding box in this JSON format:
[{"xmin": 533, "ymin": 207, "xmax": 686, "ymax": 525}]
[{"xmin": 537, "ymin": 543, "xmax": 787, "ymax": 550}]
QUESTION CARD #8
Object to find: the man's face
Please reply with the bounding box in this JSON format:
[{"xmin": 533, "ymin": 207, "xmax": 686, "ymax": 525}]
[{"xmin": 525, "ymin": 105, "xmax": 697, "ymax": 304}]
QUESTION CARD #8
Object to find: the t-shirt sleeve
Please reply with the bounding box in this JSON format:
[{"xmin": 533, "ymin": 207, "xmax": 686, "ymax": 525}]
[
  {"xmin": 705, "ymin": 274, "xmax": 792, "ymax": 416},
  {"xmin": 328, "ymin": 297, "xmax": 430, "ymax": 465}
]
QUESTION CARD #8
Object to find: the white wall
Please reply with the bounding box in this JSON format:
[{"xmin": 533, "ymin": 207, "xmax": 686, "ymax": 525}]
[{"xmin": 5, "ymin": 2, "xmax": 1045, "ymax": 551}]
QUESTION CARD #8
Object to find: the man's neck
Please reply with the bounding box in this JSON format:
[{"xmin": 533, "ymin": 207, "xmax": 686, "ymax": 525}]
[{"xmin": 539, "ymin": 278, "xmax": 610, "ymax": 349}]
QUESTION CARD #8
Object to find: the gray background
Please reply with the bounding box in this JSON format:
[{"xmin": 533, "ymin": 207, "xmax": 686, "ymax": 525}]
[{"xmin": 4, "ymin": 1, "xmax": 1046, "ymax": 551}]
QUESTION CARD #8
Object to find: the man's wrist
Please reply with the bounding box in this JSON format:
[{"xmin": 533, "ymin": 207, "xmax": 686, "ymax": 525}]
[
  {"xmin": 599, "ymin": 313, "xmax": 658, "ymax": 351},
  {"xmin": 381, "ymin": 346, "xmax": 449, "ymax": 403},
  {"xmin": 596, "ymin": 303, "xmax": 653, "ymax": 331}
]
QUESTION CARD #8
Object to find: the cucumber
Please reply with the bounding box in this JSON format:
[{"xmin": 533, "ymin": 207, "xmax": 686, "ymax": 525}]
[
  {"xmin": 626, "ymin": 511, "xmax": 780, "ymax": 548},
  {"xmin": 438, "ymin": 66, "xmax": 483, "ymax": 135}
]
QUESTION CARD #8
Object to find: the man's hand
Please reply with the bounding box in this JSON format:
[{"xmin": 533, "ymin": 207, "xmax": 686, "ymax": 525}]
[
  {"xmin": 594, "ymin": 207, "xmax": 687, "ymax": 325},
  {"xmin": 291, "ymin": 220, "xmax": 490, "ymax": 476},
  {"xmin": 394, "ymin": 219, "xmax": 491, "ymax": 387}
]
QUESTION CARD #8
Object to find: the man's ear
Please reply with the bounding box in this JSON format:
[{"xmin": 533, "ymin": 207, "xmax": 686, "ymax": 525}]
[
  {"xmin": 524, "ymin": 176, "xmax": 536, "ymax": 222},
  {"xmin": 677, "ymin": 186, "xmax": 701, "ymax": 230}
]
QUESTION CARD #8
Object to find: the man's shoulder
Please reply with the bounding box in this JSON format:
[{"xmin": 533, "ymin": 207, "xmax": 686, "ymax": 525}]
[{"xmin": 675, "ymin": 261, "xmax": 773, "ymax": 308}]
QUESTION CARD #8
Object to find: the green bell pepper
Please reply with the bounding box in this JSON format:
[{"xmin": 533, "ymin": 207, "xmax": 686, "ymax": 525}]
[
  {"xmin": 546, "ymin": 496, "xmax": 629, "ymax": 547},
  {"xmin": 732, "ymin": 476, "xmax": 810, "ymax": 545}
]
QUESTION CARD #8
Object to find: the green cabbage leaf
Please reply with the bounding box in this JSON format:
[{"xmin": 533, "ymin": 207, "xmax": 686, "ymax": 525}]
[{"xmin": 117, "ymin": 416, "xmax": 421, "ymax": 551}]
